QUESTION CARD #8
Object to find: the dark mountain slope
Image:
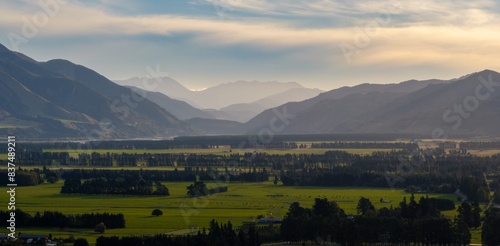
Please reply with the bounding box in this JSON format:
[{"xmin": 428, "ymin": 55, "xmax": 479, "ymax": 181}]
[
  {"xmin": 245, "ymin": 70, "xmax": 500, "ymax": 137},
  {"xmin": 0, "ymin": 44, "xmax": 193, "ymax": 138},
  {"xmin": 125, "ymin": 86, "xmax": 215, "ymax": 120}
]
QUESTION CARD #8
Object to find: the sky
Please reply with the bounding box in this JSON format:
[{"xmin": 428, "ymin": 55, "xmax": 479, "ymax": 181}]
[{"xmin": 1, "ymin": 0, "xmax": 500, "ymax": 91}]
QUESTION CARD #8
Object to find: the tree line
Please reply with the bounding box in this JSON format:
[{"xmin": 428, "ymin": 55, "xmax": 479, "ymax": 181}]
[
  {"xmin": 187, "ymin": 180, "xmax": 228, "ymax": 197},
  {"xmin": 310, "ymin": 141, "xmax": 418, "ymax": 149},
  {"xmin": 0, "ymin": 210, "xmax": 125, "ymax": 229},
  {"xmin": 280, "ymin": 195, "xmax": 478, "ymax": 245},
  {"xmin": 0, "ymin": 169, "xmax": 44, "ymax": 186},
  {"xmin": 459, "ymin": 141, "xmax": 500, "ymax": 149},
  {"xmin": 95, "ymin": 220, "xmax": 260, "ymax": 246},
  {"xmin": 278, "ymin": 150, "xmax": 494, "ymax": 203},
  {"xmin": 60, "ymin": 168, "xmax": 267, "ymax": 184},
  {"xmin": 482, "ymin": 208, "xmax": 500, "ymax": 245},
  {"xmin": 61, "ymin": 172, "xmax": 169, "ymax": 196}
]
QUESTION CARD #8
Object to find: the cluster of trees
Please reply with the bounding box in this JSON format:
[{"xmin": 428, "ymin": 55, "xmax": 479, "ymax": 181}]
[
  {"xmin": 278, "ymin": 151, "xmax": 494, "ymax": 202},
  {"xmin": 437, "ymin": 141, "xmax": 458, "ymax": 149},
  {"xmin": 187, "ymin": 180, "xmax": 228, "ymax": 197},
  {"xmin": 459, "ymin": 141, "xmax": 500, "ymax": 149},
  {"xmin": 0, "ymin": 170, "xmax": 43, "ymax": 186},
  {"xmin": 17, "ymin": 140, "xmax": 214, "ymax": 151},
  {"xmin": 60, "ymin": 168, "xmax": 266, "ymax": 185},
  {"xmin": 17, "ymin": 151, "xmax": 71, "ymax": 166},
  {"xmin": 482, "ymin": 208, "xmax": 500, "ymax": 245},
  {"xmin": 61, "ymin": 174, "xmax": 169, "ymax": 196},
  {"xmin": 0, "ymin": 210, "xmax": 125, "ymax": 229},
  {"xmin": 13, "ymin": 151, "xmax": 274, "ymax": 180},
  {"xmin": 95, "ymin": 220, "xmax": 260, "ymax": 246},
  {"xmin": 0, "ymin": 166, "xmax": 60, "ymax": 186},
  {"xmin": 281, "ymin": 172, "xmax": 489, "ymax": 202},
  {"xmin": 62, "ymin": 169, "xmax": 196, "ymax": 182},
  {"xmin": 281, "ymin": 196, "xmax": 471, "ymax": 245},
  {"xmin": 493, "ymin": 191, "xmax": 500, "ymax": 204},
  {"xmin": 310, "ymin": 141, "xmax": 418, "ymax": 149}
]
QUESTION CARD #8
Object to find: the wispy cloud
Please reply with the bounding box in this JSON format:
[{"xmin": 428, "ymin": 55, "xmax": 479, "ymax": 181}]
[{"xmin": 1, "ymin": 0, "xmax": 500, "ymax": 88}]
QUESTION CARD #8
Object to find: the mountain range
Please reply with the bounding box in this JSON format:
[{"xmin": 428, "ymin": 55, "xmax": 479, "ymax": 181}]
[
  {"xmin": 114, "ymin": 77, "xmax": 323, "ymax": 122},
  {"xmin": 0, "ymin": 43, "xmax": 191, "ymax": 139},
  {"xmin": 1, "ymin": 43, "xmax": 499, "ymax": 139},
  {"xmin": 244, "ymin": 70, "xmax": 500, "ymax": 137}
]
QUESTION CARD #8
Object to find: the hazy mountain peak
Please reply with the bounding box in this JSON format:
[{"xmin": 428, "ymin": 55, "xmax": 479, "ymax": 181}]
[
  {"xmin": 475, "ymin": 69, "xmax": 498, "ymax": 76},
  {"xmin": 209, "ymin": 80, "xmax": 303, "ymax": 89},
  {"xmin": 47, "ymin": 58, "xmax": 73, "ymax": 64},
  {"xmin": 0, "ymin": 43, "xmax": 9, "ymax": 52}
]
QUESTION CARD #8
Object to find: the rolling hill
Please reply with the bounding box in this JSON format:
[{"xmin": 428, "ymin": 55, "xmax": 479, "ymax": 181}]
[
  {"xmin": 0, "ymin": 43, "xmax": 194, "ymax": 139},
  {"xmin": 244, "ymin": 70, "xmax": 500, "ymax": 138}
]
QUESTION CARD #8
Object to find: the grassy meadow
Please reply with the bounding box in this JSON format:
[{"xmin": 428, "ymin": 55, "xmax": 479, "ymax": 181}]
[
  {"xmin": 4, "ymin": 144, "xmax": 495, "ymax": 244},
  {"xmin": 1, "ymin": 180, "xmax": 462, "ymax": 243}
]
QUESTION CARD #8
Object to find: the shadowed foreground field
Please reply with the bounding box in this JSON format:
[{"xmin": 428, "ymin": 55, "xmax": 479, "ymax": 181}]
[{"xmin": 1, "ymin": 181, "xmax": 462, "ymax": 243}]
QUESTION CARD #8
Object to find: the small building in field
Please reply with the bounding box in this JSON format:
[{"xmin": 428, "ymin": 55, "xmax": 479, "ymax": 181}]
[
  {"xmin": 18, "ymin": 234, "xmax": 48, "ymax": 244},
  {"xmin": 258, "ymin": 218, "xmax": 282, "ymax": 224}
]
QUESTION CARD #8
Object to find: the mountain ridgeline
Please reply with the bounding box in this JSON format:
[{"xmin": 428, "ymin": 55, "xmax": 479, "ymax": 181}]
[
  {"xmin": 1, "ymin": 43, "xmax": 500, "ymax": 139},
  {"xmin": 0, "ymin": 44, "xmax": 192, "ymax": 139},
  {"xmin": 244, "ymin": 70, "xmax": 500, "ymax": 138}
]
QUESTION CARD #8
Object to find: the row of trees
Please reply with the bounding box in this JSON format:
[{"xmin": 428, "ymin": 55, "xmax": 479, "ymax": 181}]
[
  {"xmin": 0, "ymin": 170, "xmax": 43, "ymax": 186},
  {"xmin": 95, "ymin": 220, "xmax": 260, "ymax": 246},
  {"xmin": 0, "ymin": 210, "xmax": 125, "ymax": 229},
  {"xmin": 310, "ymin": 141, "xmax": 418, "ymax": 149},
  {"xmin": 459, "ymin": 141, "xmax": 500, "ymax": 149},
  {"xmin": 281, "ymin": 196, "xmax": 471, "ymax": 245},
  {"xmin": 482, "ymin": 208, "xmax": 500, "ymax": 245},
  {"xmin": 186, "ymin": 180, "xmax": 228, "ymax": 197},
  {"xmin": 60, "ymin": 168, "xmax": 267, "ymax": 184},
  {"xmin": 61, "ymin": 175, "xmax": 169, "ymax": 196},
  {"xmin": 281, "ymin": 171, "xmax": 489, "ymax": 202},
  {"xmin": 9, "ymin": 148, "xmax": 500, "ymax": 175},
  {"xmin": 14, "ymin": 140, "xmax": 214, "ymax": 151}
]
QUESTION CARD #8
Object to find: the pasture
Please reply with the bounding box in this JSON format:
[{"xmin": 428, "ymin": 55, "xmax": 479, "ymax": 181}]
[{"xmin": 1, "ymin": 181, "xmax": 460, "ymax": 243}]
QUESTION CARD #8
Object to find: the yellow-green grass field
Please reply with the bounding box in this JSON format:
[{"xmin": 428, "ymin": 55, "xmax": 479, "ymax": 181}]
[
  {"xmin": 468, "ymin": 149, "xmax": 500, "ymax": 156},
  {"xmin": 1, "ymin": 181, "xmax": 464, "ymax": 243}
]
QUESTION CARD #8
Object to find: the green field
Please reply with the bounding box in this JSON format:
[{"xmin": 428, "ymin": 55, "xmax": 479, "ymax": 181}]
[{"xmin": 1, "ymin": 181, "xmax": 463, "ymax": 243}]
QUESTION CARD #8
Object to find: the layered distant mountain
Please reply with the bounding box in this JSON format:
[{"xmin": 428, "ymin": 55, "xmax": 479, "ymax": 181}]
[
  {"xmin": 213, "ymin": 87, "xmax": 324, "ymax": 122},
  {"xmin": 126, "ymin": 86, "xmax": 215, "ymax": 120},
  {"xmin": 115, "ymin": 77, "xmax": 323, "ymax": 122},
  {"xmin": 114, "ymin": 77, "xmax": 199, "ymax": 107},
  {"xmin": 114, "ymin": 78, "xmax": 321, "ymax": 107},
  {"xmin": 0, "ymin": 44, "xmax": 193, "ymax": 139},
  {"xmin": 245, "ymin": 70, "xmax": 500, "ymax": 137},
  {"xmin": 2, "ymin": 42, "xmax": 500, "ymax": 139}
]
